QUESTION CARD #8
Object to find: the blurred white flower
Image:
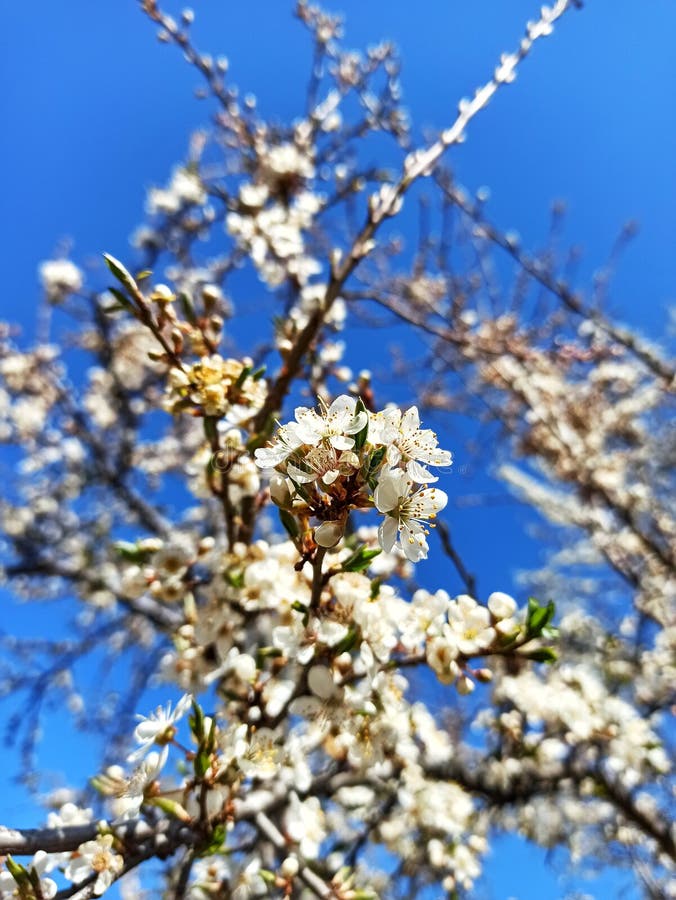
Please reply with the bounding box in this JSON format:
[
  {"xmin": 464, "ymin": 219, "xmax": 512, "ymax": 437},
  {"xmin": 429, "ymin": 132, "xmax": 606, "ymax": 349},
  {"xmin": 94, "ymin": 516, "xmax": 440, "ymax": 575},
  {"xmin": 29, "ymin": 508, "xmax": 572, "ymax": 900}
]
[{"xmin": 128, "ymin": 693, "xmax": 192, "ymax": 762}]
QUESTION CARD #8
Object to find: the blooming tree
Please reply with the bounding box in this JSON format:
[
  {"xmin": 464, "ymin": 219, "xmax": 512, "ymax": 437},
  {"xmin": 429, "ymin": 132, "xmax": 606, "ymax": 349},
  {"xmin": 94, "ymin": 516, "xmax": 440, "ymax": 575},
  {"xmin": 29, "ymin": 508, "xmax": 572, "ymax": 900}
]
[{"xmin": 0, "ymin": 2, "xmax": 673, "ymax": 899}]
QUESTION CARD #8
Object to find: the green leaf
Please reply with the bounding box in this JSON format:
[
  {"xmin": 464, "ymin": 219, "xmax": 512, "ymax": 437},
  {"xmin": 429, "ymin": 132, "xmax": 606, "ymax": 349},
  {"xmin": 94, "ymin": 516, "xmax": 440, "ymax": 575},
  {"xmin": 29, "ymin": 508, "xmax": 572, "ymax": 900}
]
[
  {"xmin": 251, "ymin": 366, "xmax": 266, "ymax": 381},
  {"xmin": 198, "ymin": 823, "xmax": 227, "ymax": 857},
  {"xmin": 365, "ymin": 446, "xmax": 387, "ymax": 488},
  {"xmin": 523, "ymin": 646, "xmax": 558, "ymax": 664},
  {"xmin": 233, "ymin": 365, "xmax": 252, "ymax": 390},
  {"xmin": 334, "ymin": 625, "xmax": 359, "ymax": 654},
  {"xmin": 525, "ymin": 598, "xmax": 555, "ymax": 639},
  {"xmin": 114, "ymin": 541, "xmax": 151, "ymax": 564},
  {"xmin": 279, "ymin": 508, "xmax": 299, "ymax": 539},
  {"xmin": 5, "ymin": 855, "xmax": 28, "ymax": 882},
  {"xmin": 194, "ymin": 749, "xmax": 210, "ymax": 779},
  {"xmin": 256, "ymin": 646, "xmax": 283, "ymax": 667},
  {"xmin": 352, "ymin": 397, "xmax": 369, "ymax": 451},
  {"xmin": 190, "ymin": 699, "xmax": 205, "ymax": 741},
  {"xmin": 27, "ymin": 867, "xmax": 44, "ymax": 896},
  {"xmin": 103, "ymin": 253, "xmax": 138, "ymax": 293},
  {"xmin": 341, "ymin": 545, "xmax": 382, "ymax": 573},
  {"xmin": 292, "ymin": 599, "xmax": 309, "ymax": 626},
  {"xmin": 498, "ymin": 629, "xmax": 520, "ymax": 648},
  {"xmin": 178, "ymin": 292, "xmax": 197, "ymax": 324},
  {"xmin": 224, "ymin": 569, "xmax": 245, "ymax": 589},
  {"xmin": 206, "ymin": 716, "xmax": 217, "ymax": 753},
  {"xmin": 106, "ymin": 287, "xmax": 134, "ymax": 311}
]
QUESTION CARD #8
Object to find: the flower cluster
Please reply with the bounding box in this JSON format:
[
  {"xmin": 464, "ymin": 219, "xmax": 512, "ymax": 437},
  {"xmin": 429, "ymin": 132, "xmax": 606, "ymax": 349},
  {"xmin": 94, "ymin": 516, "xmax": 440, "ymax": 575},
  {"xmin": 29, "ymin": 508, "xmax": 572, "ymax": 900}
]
[
  {"xmin": 165, "ymin": 355, "xmax": 266, "ymax": 421},
  {"xmin": 117, "ymin": 535, "xmax": 213, "ymax": 605},
  {"xmin": 146, "ymin": 165, "xmax": 207, "ymax": 216},
  {"xmin": 255, "ymin": 396, "xmax": 451, "ymax": 561}
]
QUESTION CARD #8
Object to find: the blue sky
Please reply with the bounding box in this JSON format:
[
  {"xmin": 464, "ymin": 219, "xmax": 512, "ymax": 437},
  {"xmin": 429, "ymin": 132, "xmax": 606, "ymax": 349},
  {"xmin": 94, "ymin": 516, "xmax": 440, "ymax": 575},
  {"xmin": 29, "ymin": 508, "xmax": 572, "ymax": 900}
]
[{"xmin": 1, "ymin": 1, "xmax": 674, "ymax": 897}]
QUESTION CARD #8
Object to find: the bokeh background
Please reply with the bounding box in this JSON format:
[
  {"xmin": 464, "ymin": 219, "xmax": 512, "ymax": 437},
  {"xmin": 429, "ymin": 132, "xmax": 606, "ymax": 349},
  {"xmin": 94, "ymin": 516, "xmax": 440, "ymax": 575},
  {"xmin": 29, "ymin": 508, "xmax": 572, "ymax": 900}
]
[{"xmin": 1, "ymin": 1, "xmax": 674, "ymax": 897}]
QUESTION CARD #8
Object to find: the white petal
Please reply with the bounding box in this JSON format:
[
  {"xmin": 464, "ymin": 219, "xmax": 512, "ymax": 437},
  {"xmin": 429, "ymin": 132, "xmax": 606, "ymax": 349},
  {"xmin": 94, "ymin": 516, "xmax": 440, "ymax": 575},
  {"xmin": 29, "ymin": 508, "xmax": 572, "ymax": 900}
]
[
  {"xmin": 328, "ymin": 395, "xmax": 356, "ymax": 416},
  {"xmin": 407, "ymin": 460, "xmax": 436, "ymax": 483},
  {"xmin": 316, "ymin": 619, "xmax": 349, "ymax": 646},
  {"xmin": 374, "ymin": 471, "xmax": 406, "ymax": 512},
  {"xmin": 386, "ymin": 445, "xmax": 402, "ymax": 467},
  {"xmin": 401, "ymin": 406, "xmax": 420, "ymax": 433},
  {"xmin": 401, "ymin": 522, "xmax": 428, "ymax": 562},
  {"xmin": 308, "ymin": 665, "xmax": 337, "ymax": 700},
  {"xmin": 344, "ymin": 410, "xmax": 368, "ymax": 434},
  {"xmin": 254, "ymin": 445, "xmax": 289, "ymax": 468},
  {"xmin": 287, "ymin": 461, "xmax": 317, "ymax": 484},
  {"xmin": 417, "ymin": 487, "xmax": 448, "ymax": 515},
  {"xmin": 330, "ymin": 434, "xmax": 355, "ymax": 450},
  {"xmin": 378, "ymin": 516, "xmax": 398, "ymax": 553}
]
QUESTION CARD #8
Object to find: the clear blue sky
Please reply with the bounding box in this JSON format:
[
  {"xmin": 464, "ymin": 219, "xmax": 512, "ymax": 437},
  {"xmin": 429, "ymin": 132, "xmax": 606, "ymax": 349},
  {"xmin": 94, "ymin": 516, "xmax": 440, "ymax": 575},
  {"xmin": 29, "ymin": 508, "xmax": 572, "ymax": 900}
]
[{"xmin": 1, "ymin": 2, "xmax": 674, "ymax": 897}]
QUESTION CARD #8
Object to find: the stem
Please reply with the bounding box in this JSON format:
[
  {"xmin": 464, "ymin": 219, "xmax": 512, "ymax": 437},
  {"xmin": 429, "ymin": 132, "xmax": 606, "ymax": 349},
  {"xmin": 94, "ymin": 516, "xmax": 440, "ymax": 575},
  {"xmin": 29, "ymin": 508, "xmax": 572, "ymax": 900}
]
[{"xmin": 310, "ymin": 547, "xmax": 327, "ymax": 610}]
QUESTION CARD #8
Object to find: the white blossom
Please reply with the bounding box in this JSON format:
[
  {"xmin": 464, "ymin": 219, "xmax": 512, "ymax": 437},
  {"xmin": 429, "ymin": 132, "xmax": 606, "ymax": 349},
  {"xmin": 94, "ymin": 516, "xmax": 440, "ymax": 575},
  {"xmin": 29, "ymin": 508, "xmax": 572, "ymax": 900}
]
[{"xmin": 375, "ymin": 469, "xmax": 447, "ymax": 561}]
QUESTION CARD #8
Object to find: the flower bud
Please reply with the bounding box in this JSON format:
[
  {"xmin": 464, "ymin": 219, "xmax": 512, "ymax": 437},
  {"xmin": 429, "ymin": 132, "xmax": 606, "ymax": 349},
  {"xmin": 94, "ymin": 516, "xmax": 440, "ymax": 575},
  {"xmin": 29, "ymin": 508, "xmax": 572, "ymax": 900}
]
[
  {"xmin": 308, "ymin": 665, "xmax": 337, "ymax": 700},
  {"xmin": 269, "ymin": 474, "xmax": 292, "ymax": 508},
  {"xmin": 474, "ymin": 668, "xmax": 493, "ymax": 683},
  {"xmin": 456, "ymin": 674, "xmax": 475, "ymax": 695},
  {"xmin": 281, "ymin": 856, "xmax": 299, "ymax": 878},
  {"xmin": 314, "ymin": 520, "xmax": 344, "ymax": 548},
  {"xmin": 488, "ymin": 591, "xmax": 517, "ymax": 620}
]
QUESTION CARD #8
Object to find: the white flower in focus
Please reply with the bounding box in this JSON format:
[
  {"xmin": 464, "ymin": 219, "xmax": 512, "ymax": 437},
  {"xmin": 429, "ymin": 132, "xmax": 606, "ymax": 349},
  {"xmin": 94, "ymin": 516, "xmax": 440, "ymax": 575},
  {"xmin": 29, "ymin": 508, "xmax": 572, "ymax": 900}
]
[
  {"xmin": 254, "ymin": 423, "xmax": 304, "ymax": 469},
  {"xmin": 292, "ymin": 395, "xmax": 367, "ymax": 450},
  {"xmin": 374, "ymin": 469, "xmax": 447, "ymax": 562},
  {"xmin": 128, "ymin": 693, "xmax": 192, "ymax": 762},
  {"xmin": 65, "ymin": 835, "xmax": 124, "ymax": 895},
  {"xmin": 371, "ymin": 405, "xmax": 452, "ymax": 482}
]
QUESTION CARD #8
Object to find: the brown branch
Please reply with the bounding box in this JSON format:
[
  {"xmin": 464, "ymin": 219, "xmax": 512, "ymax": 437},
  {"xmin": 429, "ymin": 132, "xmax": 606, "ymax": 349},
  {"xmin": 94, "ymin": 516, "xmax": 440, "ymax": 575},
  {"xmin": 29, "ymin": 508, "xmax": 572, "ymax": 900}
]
[{"xmin": 436, "ymin": 521, "xmax": 477, "ymax": 596}]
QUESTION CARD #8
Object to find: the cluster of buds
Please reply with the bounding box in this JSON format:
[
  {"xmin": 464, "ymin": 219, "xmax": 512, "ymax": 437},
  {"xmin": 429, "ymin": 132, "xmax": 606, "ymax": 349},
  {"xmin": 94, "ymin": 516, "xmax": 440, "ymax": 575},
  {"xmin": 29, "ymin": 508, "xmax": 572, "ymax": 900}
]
[{"xmin": 255, "ymin": 396, "xmax": 452, "ymax": 561}]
